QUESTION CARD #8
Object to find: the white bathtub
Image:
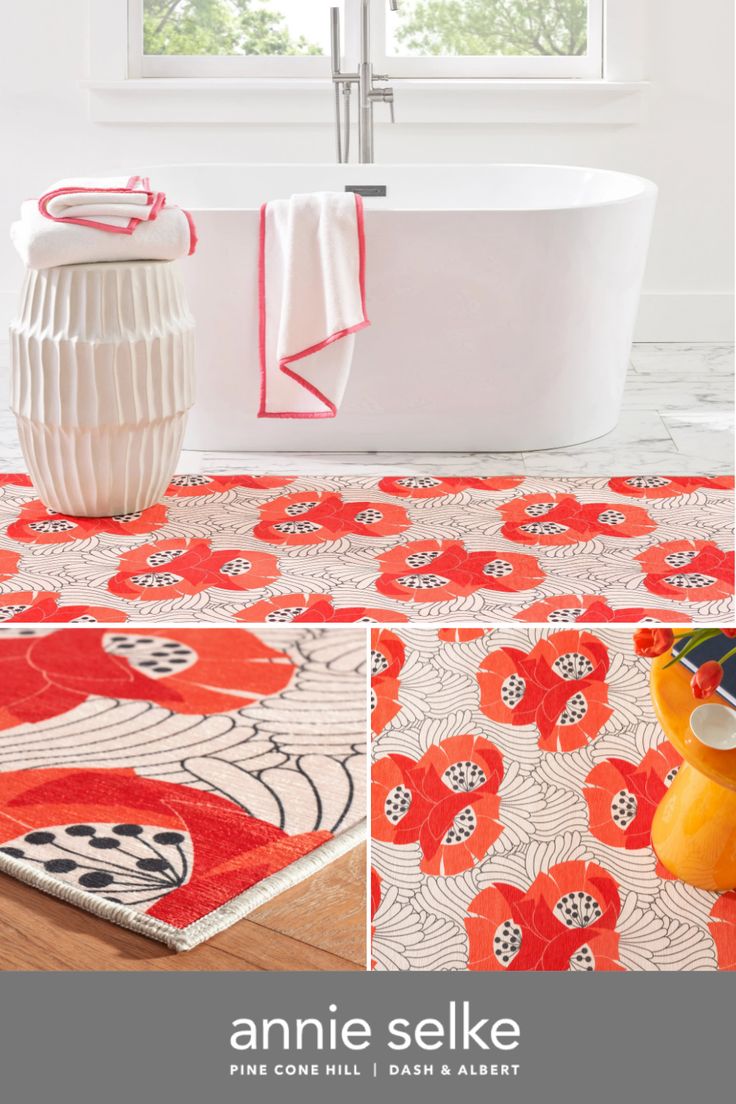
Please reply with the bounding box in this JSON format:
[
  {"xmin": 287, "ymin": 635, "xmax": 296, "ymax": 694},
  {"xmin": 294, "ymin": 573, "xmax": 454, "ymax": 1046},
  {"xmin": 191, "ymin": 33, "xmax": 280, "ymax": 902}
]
[{"xmin": 148, "ymin": 163, "xmax": 656, "ymax": 452}]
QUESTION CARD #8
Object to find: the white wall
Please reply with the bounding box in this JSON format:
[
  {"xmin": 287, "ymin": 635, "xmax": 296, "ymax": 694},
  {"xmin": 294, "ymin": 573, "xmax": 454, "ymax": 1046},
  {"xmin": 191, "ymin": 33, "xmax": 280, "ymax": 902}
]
[{"xmin": 0, "ymin": 0, "xmax": 733, "ymax": 340}]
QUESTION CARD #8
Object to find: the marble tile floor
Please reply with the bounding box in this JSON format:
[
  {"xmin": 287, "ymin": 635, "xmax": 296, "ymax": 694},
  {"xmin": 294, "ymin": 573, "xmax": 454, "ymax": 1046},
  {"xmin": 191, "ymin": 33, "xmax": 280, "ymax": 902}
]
[{"xmin": 0, "ymin": 343, "xmax": 732, "ymax": 477}]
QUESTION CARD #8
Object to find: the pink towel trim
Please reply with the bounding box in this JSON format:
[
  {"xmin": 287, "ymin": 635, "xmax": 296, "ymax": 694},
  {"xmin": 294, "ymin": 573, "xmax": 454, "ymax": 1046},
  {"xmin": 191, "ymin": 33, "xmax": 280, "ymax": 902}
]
[
  {"xmin": 258, "ymin": 192, "xmax": 369, "ymax": 419},
  {"xmin": 37, "ymin": 175, "xmax": 166, "ymax": 236}
]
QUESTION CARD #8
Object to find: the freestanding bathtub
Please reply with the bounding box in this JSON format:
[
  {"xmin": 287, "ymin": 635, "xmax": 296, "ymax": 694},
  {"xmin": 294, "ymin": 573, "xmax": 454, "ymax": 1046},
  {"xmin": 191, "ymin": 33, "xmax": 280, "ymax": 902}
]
[{"xmin": 146, "ymin": 163, "xmax": 656, "ymax": 452}]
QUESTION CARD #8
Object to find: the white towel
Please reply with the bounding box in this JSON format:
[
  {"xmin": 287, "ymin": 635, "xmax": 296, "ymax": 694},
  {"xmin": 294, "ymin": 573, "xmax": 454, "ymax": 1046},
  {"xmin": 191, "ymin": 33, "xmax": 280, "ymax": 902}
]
[
  {"xmin": 10, "ymin": 175, "xmax": 197, "ymax": 269},
  {"xmin": 258, "ymin": 191, "xmax": 369, "ymax": 419},
  {"xmin": 39, "ymin": 175, "xmax": 165, "ymax": 232},
  {"xmin": 11, "ymin": 201, "xmax": 196, "ymax": 270}
]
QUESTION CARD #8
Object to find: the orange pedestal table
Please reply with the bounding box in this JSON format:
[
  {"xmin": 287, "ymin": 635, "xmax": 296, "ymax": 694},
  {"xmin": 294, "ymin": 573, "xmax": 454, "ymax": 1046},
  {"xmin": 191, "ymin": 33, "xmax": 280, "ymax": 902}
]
[{"xmin": 650, "ymin": 651, "xmax": 736, "ymax": 891}]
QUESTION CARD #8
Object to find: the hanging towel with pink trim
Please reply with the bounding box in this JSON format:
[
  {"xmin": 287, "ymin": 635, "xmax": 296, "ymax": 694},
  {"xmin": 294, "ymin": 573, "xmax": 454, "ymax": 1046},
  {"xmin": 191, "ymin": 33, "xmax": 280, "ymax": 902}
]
[
  {"xmin": 258, "ymin": 191, "xmax": 369, "ymax": 419},
  {"xmin": 10, "ymin": 175, "xmax": 197, "ymax": 269}
]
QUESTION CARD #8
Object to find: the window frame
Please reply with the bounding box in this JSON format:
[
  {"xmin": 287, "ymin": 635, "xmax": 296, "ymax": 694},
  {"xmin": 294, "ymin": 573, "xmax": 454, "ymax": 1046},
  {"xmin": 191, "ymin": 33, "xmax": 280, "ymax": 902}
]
[
  {"xmin": 373, "ymin": 0, "xmax": 604, "ymax": 80},
  {"xmin": 129, "ymin": 0, "xmax": 605, "ymax": 82}
]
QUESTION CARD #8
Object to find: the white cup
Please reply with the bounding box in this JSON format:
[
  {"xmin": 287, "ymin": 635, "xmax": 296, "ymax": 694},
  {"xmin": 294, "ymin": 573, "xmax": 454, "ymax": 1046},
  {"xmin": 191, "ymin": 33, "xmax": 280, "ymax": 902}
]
[{"xmin": 690, "ymin": 703, "xmax": 736, "ymax": 751}]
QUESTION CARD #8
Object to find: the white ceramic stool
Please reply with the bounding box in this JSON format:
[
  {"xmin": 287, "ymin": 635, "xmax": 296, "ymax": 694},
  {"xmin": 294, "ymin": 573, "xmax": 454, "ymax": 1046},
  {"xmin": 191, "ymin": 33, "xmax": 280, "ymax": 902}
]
[{"xmin": 9, "ymin": 259, "xmax": 195, "ymax": 517}]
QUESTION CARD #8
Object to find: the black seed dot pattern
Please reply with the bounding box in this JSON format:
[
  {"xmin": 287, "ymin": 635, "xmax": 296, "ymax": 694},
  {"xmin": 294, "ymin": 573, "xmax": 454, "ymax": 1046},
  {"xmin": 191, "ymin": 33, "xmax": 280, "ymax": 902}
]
[
  {"xmin": 525, "ymin": 502, "xmax": 556, "ymax": 517},
  {"xmin": 663, "ymin": 573, "xmax": 716, "ymax": 589},
  {"xmin": 405, "ymin": 551, "xmax": 440, "ymax": 569},
  {"xmin": 625, "ymin": 477, "xmax": 670, "ymax": 489},
  {"xmin": 664, "ymin": 550, "xmax": 698, "ymax": 568},
  {"xmin": 442, "ymin": 760, "xmax": 487, "ymax": 793},
  {"xmin": 552, "ymin": 651, "xmax": 594, "ymax": 681},
  {"xmin": 1, "ymin": 822, "xmax": 190, "ymax": 907},
  {"xmin": 147, "ymin": 549, "xmax": 186, "ymax": 567},
  {"xmin": 0, "ymin": 605, "xmax": 31, "ymax": 620},
  {"xmin": 558, "ymin": 691, "xmax": 588, "ymax": 725},
  {"xmin": 104, "ymin": 635, "xmax": 196, "ymax": 678},
  {"xmin": 611, "ymin": 788, "xmax": 637, "ymax": 829},
  {"xmin": 385, "ymin": 785, "xmax": 412, "ymax": 824},
  {"xmin": 371, "ymin": 650, "xmax": 389, "ymax": 677},
  {"xmin": 570, "ymin": 944, "xmax": 595, "ymax": 971},
  {"xmin": 519, "ymin": 521, "xmax": 568, "ymax": 535},
  {"xmin": 555, "ymin": 892, "xmax": 602, "ymax": 929},
  {"xmin": 370, "ymin": 687, "xmax": 377, "ymax": 712},
  {"xmin": 396, "ymin": 573, "xmax": 448, "ymax": 589},
  {"xmin": 284, "ymin": 501, "xmax": 318, "ymax": 516},
  {"xmin": 493, "ymin": 919, "xmax": 522, "ymax": 966},
  {"xmin": 597, "ymin": 510, "xmax": 626, "ymax": 526},
  {"xmin": 219, "ymin": 557, "xmax": 252, "ymax": 576},
  {"xmin": 171, "ymin": 474, "xmax": 212, "ymax": 487},
  {"xmin": 398, "ymin": 477, "xmax": 441, "ymax": 489},
  {"xmin": 29, "ymin": 519, "xmax": 76, "ymax": 533},
  {"xmin": 130, "ymin": 571, "xmax": 183, "ymax": 588},
  {"xmin": 501, "ymin": 674, "xmax": 525, "ymax": 708},
  {"xmin": 265, "ymin": 607, "xmax": 307, "ymax": 622},
  {"xmin": 665, "ymin": 766, "xmax": 679, "ymax": 787},
  {"xmin": 443, "ymin": 805, "xmax": 477, "ymax": 845},
  {"xmin": 482, "ymin": 559, "xmax": 514, "ymax": 578},
  {"xmin": 354, "ymin": 509, "xmax": 384, "ymax": 525},
  {"xmin": 111, "ymin": 511, "xmax": 143, "ymax": 523},
  {"xmin": 548, "ymin": 608, "xmax": 584, "ymax": 623},
  {"xmin": 274, "ymin": 520, "xmax": 321, "ymax": 534}
]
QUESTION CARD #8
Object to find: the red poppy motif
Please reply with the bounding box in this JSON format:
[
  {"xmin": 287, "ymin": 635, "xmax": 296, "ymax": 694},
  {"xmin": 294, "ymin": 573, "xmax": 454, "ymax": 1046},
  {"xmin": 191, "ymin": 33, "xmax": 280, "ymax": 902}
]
[
  {"xmin": 709, "ymin": 893, "xmax": 736, "ymax": 970},
  {"xmin": 584, "ymin": 742, "xmax": 682, "ymax": 850},
  {"xmin": 108, "ymin": 538, "xmax": 279, "ymax": 601},
  {"xmin": 6, "ymin": 499, "xmax": 168, "ymax": 545},
  {"xmin": 499, "ymin": 493, "xmax": 655, "ymax": 546},
  {"xmin": 608, "ymin": 476, "xmax": 735, "ymax": 500},
  {"xmin": 0, "ymin": 767, "xmax": 328, "ymax": 929},
  {"xmin": 254, "ymin": 491, "xmax": 410, "ymax": 546},
  {"xmin": 375, "ymin": 540, "xmax": 544, "ymax": 604},
  {"xmin": 637, "ymin": 541, "xmax": 734, "ymax": 603},
  {"xmin": 438, "ymin": 629, "xmax": 487, "ymax": 643},
  {"xmin": 0, "ymin": 627, "xmax": 294, "ymax": 731},
  {"xmin": 166, "ymin": 474, "xmax": 295, "ymax": 497},
  {"xmin": 235, "ymin": 594, "xmax": 408, "ymax": 624},
  {"xmin": 515, "ymin": 596, "xmax": 689, "ymax": 625},
  {"xmin": 378, "ymin": 476, "xmax": 524, "ymax": 500},
  {"xmin": 478, "ymin": 630, "xmax": 613, "ymax": 752},
  {"xmin": 0, "ymin": 592, "xmax": 127, "ymax": 624},
  {"xmin": 0, "ymin": 548, "xmax": 20, "ymax": 583},
  {"xmin": 372, "ymin": 734, "xmax": 504, "ymax": 876},
  {"xmin": 371, "ymin": 629, "xmax": 406, "ymax": 735},
  {"xmin": 0, "ymin": 474, "xmax": 32, "ymax": 488},
  {"xmin": 465, "ymin": 860, "xmax": 623, "ymax": 971}
]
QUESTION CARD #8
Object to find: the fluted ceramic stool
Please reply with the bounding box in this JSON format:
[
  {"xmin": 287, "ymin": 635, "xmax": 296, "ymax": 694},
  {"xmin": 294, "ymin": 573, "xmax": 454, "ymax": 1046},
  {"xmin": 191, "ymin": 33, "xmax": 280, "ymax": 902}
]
[
  {"xmin": 650, "ymin": 651, "xmax": 736, "ymax": 891},
  {"xmin": 9, "ymin": 260, "xmax": 195, "ymax": 517}
]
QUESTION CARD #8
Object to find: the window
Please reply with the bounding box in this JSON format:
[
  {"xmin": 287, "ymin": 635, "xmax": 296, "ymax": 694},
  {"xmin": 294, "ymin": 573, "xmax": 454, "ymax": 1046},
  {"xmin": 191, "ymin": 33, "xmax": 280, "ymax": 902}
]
[{"xmin": 129, "ymin": 0, "xmax": 604, "ymax": 80}]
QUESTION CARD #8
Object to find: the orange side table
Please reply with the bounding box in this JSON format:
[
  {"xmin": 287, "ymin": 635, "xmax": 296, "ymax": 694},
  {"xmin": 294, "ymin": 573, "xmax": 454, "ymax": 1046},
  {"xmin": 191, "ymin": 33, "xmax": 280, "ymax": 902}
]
[{"xmin": 650, "ymin": 651, "xmax": 736, "ymax": 891}]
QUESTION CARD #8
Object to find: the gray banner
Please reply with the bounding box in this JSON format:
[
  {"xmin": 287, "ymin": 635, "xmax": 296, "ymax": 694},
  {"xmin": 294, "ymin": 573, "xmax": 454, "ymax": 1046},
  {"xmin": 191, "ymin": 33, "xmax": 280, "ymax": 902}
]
[{"xmin": 0, "ymin": 971, "xmax": 731, "ymax": 1103}]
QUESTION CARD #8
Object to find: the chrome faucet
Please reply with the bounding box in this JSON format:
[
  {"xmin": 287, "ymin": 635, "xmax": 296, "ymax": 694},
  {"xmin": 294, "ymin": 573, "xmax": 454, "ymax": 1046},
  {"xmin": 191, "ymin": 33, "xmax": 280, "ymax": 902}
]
[{"xmin": 330, "ymin": 1, "xmax": 398, "ymax": 164}]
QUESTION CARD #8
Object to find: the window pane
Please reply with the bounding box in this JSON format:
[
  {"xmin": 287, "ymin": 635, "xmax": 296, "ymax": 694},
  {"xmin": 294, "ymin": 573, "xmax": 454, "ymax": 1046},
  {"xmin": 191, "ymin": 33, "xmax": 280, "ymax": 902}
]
[
  {"xmin": 388, "ymin": 0, "xmax": 589, "ymax": 58},
  {"xmin": 143, "ymin": 0, "xmax": 331, "ymax": 57}
]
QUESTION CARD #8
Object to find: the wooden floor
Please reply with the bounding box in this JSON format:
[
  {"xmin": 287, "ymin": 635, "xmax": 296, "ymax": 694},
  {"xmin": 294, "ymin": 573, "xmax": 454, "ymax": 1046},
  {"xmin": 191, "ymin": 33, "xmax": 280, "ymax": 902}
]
[{"xmin": 0, "ymin": 843, "xmax": 366, "ymax": 972}]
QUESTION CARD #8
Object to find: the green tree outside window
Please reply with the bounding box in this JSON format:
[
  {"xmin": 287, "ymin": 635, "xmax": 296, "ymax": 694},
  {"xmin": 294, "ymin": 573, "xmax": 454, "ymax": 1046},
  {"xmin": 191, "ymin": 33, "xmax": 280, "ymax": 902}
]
[{"xmin": 143, "ymin": 0, "xmax": 321, "ymax": 57}]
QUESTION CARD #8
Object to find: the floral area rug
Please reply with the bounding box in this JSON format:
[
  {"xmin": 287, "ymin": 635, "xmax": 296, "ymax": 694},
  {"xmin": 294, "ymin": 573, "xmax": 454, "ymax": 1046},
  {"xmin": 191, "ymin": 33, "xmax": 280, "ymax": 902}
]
[
  {"xmin": 0, "ymin": 474, "xmax": 732, "ymax": 624},
  {"xmin": 0, "ymin": 626, "xmax": 365, "ymax": 950},
  {"xmin": 370, "ymin": 627, "xmax": 736, "ymax": 971}
]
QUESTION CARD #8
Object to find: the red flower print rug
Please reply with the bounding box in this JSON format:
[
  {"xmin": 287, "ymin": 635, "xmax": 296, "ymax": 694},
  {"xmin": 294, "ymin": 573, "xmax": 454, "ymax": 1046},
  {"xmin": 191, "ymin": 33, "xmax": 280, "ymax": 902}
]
[
  {"xmin": 0, "ymin": 626, "xmax": 365, "ymax": 950},
  {"xmin": 371, "ymin": 627, "xmax": 736, "ymax": 971},
  {"xmin": 0, "ymin": 474, "xmax": 732, "ymax": 624}
]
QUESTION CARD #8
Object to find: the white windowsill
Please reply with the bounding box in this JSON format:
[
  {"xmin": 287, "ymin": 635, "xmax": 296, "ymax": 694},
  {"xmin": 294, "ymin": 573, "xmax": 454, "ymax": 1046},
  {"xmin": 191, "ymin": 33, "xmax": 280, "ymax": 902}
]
[{"xmin": 84, "ymin": 78, "xmax": 648, "ymax": 126}]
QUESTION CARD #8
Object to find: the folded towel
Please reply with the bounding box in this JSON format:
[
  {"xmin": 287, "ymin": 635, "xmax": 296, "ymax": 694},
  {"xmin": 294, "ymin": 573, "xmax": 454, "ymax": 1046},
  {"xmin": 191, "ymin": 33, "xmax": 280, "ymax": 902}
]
[
  {"xmin": 11, "ymin": 195, "xmax": 197, "ymax": 269},
  {"xmin": 39, "ymin": 175, "xmax": 166, "ymax": 233},
  {"xmin": 258, "ymin": 191, "xmax": 369, "ymax": 419}
]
